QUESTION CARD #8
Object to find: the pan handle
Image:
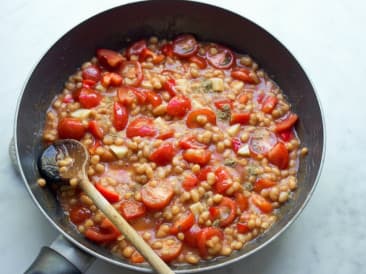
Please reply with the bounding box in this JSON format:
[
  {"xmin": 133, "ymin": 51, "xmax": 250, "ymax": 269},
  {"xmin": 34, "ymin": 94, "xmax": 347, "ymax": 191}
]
[{"xmin": 25, "ymin": 235, "xmax": 95, "ymax": 274}]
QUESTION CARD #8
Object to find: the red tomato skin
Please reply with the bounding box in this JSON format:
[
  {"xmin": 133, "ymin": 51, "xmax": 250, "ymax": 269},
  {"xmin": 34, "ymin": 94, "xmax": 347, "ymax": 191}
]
[
  {"xmin": 170, "ymin": 211, "xmax": 195, "ymax": 234},
  {"xmin": 126, "ymin": 40, "xmax": 147, "ymax": 59},
  {"xmin": 230, "ymin": 112, "xmax": 250, "ymax": 125},
  {"xmin": 118, "ymin": 200, "xmax": 146, "ymax": 220},
  {"xmin": 262, "ymin": 96, "xmax": 278, "ymax": 113},
  {"xmin": 251, "ymin": 193, "xmax": 273, "ymax": 213},
  {"xmin": 69, "ymin": 205, "xmax": 92, "ymax": 224},
  {"xmin": 95, "ymin": 183, "xmax": 120, "ymax": 203},
  {"xmin": 126, "ymin": 117, "xmax": 157, "ymax": 138},
  {"xmin": 78, "ymin": 88, "xmax": 102, "ymax": 108},
  {"xmin": 96, "ymin": 49, "xmax": 124, "ymax": 68},
  {"xmin": 206, "ymin": 45, "xmax": 234, "ymax": 69},
  {"xmin": 231, "ymin": 67, "xmax": 257, "ymax": 84},
  {"xmin": 196, "ymin": 166, "xmax": 213, "ymax": 181},
  {"xmin": 235, "ymin": 192, "xmax": 249, "ymax": 211},
  {"xmin": 179, "ymin": 136, "xmax": 206, "ymax": 150},
  {"xmin": 58, "ymin": 118, "xmax": 86, "ymax": 140},
  {"xmin": 117, "ymin": 86, "xmax": 136, "ymax": 106},
  {"xmin": 149, "ymin": 143, "xmax": 176, "ymax": 166},
  {"xmin": 214, "ymin": 99, "xmax": 233, "ymax": 110},
  {"xmin": 186, "ymin": 109, "xmax": 217, "ymax": 128},
  {"xmin": 146, "ymin": 90, "xmax": 162, "ymax": 107},
  {"xmin": 82, "ymin": 65, "xmax": 101, "ymax": 82},
  {"xmin": 268, "ymin": 142, "xmax": 289, "ymax": 169},
  {"xmin": 217, "ymin": 197, "xmax": 237, "ymax": 227},
  {"xmin": 183, "ymin": 149, "xmax": 211, "ymax": 166},
  {"xmin": 141, "ymin": 183, "xmax": 174, "ymax": 210},
  {"xmin": 85, "ymin": 218, "xmax": 120, "ymax": 243},
  {"xmin": 182, "ymin": 175, "xmax": 199, "ymax": 191},
  {"xmin": 253, "ymin": 178, "xmax": 277, "ymax": 193},
  {"xmin": 113, "ymin": 102, "xmax": 129, "ymax": 131},
  {"xmin": 279, "ymin": 129, "xmax": 294, "ymax": 142},
  {"xmin": 197, "ymin": 227, "xmax": 223, "ymax": 257},
  {"xmin": 184, "ymin": 225, "xmax": 201, "ymax": 248},
  {"xmin": 214, "ymin": 167, "xmax": 232, "ymax": 194},
  {"xmin": 120, "ymin": 61, "xmax": 143, "ymax": 87},
  {"xmin": 162, "ymin": 43, "xmax": 174, "ymax": 57},
  {"xmin": 88, "ymin": 120, "xmax": 104, "ymax": 139},
  {"xmin": 163, "ymin": 78, "xmax": 177, "ymax": 97},
  {"xmin": 275, "ymin": 113, "xmax": 298, "ymax": 133},
  {"xmin": 167, "ymin": 95, "xmax": 191, "ymax": 117},
  {"xmin": 231, "ymin": 137, "xmax": 241, "ymax": 153},
  {"xmin": 188, "ymin": 55, "xmax": 207, "ymax": 69},
  {"xmin": 172, "ymin": 34, "xmax": 198, "ymax": 57}
]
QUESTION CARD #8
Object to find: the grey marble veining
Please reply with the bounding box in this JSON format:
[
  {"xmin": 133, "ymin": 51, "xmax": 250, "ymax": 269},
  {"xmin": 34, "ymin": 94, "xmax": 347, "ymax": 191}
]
[{"xmin": 1, "ymin": 0, "xmax": 366, "ymax": 273}]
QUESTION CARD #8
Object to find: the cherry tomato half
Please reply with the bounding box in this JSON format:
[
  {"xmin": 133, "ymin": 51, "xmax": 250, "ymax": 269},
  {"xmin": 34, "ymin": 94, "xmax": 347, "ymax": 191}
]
[
  {"xmin": 141, "ymin": 182, "xmax": 174, "ymax": 210},
  {"xmin": 231, "ymin": 67, "xmax": 257, "ymax": 84},
  {"xmin": 249, "ymin": 128, "xmax": 278, "ymax": 157},
  {"xmin": 96, "ymin": 49, "xmax": 124, "ymax": 69},
  {"xmin": 58, "ymin": 117, "xmax": 86, "ymax": 140},
  {"xmin": 85, "ymin": 218, "xmax": 120, "ymax": 243},
  {"xmin": 267, "ymin": 142, "xmax": 289, "ymax": 169},
  {"xmin": 186, "ymin": 108, "xmax": 216, "ymax": 128},
  {"xmin": 172, "ymin": 34, "xmax": 198, "ymax": 57},
  {"xmin": 149, "ymin": 143, "xmax": 176, "ymax": 166},
  {"xmin": 82, "ymin": 65, "xmax": 101, "ymax": 82},
  {"xmin": 69, "ymin": 205, "xmax": 92, "ymax": 224},
  {"xmin": 275, "ymin": 113, "xmax": 298, "ymax": 133},
  {"xmin": 126, "ymin": 40, "xmax": 147, "ymax": 59},
  {"xmin": 206, "ymin": 45, "xmax": 234, "ymax": 69},
  {"xmin": 182, "ymin": 175, "xmax": 199, "ymax": 191},
  {"xmin": 197, "ymin": 227, "xmax": 223, "ymax": 257},
  {"xmin": 251, "ymin": 193, "xmax": 273, "ymax": 213},
  {"xmin": 113, "ymin": 102, "xmax": 128, "ymax": 131},
  {"xmin": 210, "ymin": 197, "xmax": 237, "ymax": 227},
  {"xmin": 183, "ymin": 149, "xmax": 211, "ymax": 166},
  {"xmin": 253, "ymin": 178, "xmax": 277, "ymax": 193},
  {"xmin": 78, "ymin": 88, "xmax": 102, "ymax": 108},
  {"xmin": 120, "ymin": 61, "xmax": 143, "ymax": 87},
  {"xmin": 118, "ymin": 200, "xmax": 146, "ymax": 220},
  {"xmin": 95, "ymin": 183, "xmax": 120, "ymax": 203},
  {"xmin": 154, "ymin": 236, "xmax": 183, "ymax": 262},
  {"xmin": 126, "ymin": 117, "xmax": 157, "ymax": 138},
  {"xmin": 167, "ymin": 95, "xmax": 191, "ymax": 117},
  {"xmin": 170, "ymin": 211, "xmax": 195, "ymax": 234}
]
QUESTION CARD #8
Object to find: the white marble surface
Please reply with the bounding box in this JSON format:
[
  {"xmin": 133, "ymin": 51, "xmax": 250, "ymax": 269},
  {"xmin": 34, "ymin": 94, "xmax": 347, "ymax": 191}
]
[{"xmin": 1, "ymin": 0, "xmax": 365, "ymax": 273}]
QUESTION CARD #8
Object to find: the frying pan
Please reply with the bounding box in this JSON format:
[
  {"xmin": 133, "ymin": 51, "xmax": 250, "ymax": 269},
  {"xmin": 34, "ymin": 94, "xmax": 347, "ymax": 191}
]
[{"xmin": 13, "ymin": 0, "xmax": 325, "ymax": 273}]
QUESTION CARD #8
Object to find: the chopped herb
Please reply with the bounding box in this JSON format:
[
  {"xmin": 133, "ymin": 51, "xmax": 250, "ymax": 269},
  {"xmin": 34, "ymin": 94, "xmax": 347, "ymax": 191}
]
[
  {"xmin": 212, "ymin": 219, "xmax": 220, "ymax": 227},
  {"xmin": 224, "ymin": 158, "xmax": 236, "ymax": 167},
  {"xmin": 247, "ymin": 165, "xmax": 258, "ymax": 176},
  {"xmin": 202, "ymin": 80, "xmax": 213, "ymax": 93},
  {"xmin": 217, "ymin": 104, "xmax": 231, "ymax": 121},
  {"xmin": 243, "ymin": 182, "xmax": 253, "ymax": 191}
]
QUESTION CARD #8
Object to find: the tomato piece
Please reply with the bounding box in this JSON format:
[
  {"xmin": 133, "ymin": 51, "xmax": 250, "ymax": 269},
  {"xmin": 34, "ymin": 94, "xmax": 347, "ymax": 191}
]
[
  {"xmin": 196, "ymin": 166, "xmax": 213, "ymax": 181},
  {"xmin": 126, "ymin": 117, "xmax": 157, "ymax": 138},
  {"xmin": 214, "ymin": 167, "xmax": 232, "ymax": 194},
  {"xmin": 155, "ymin": 237, "xmax": 183, "ymax": 262},
  {"xmin": 88, "ymin": 120, "xmax": 104, "ymax": 139},
  {"xmin": 235, "ymin": 192, "xmax": 249, "ymax": 211},
  {"xmin": 117, "ymin": 86, "xmax": 136, "ymax": 106},
  {"xmin": 182, "ymin": 175, "xmax": 199, "ymax": 191},
  {"xmin": 231, "ymin": 137, "xmax": 241, "ymax": 153},
  {"xmin": 163, "ymin": 78, "xmax": 177, "ymax": 97},
  {"xmin": 214, "ymin": 99, "xmax": 233, "ymax": 110},
  {"xmin": 101, "ymin": 72, "xmax": 123, "ymax": 87},
  {"xmin": 131, "ymin": 251, "xmax": 145, "ymax": 263},
  {"xmin": 251, "ymin": 193, "xmax": 273, "ymax": 213},
  {"xmin": 85, "ymin": 218, "xmax": 120, "ymax": 243},
  {"xmin": 230, "ymin": 112, "xmax": 250, "ymax": 125},
  {"xmin": 126, "ymin": 40, "xmax": 147, "ymax": 59},
  {"xmin": 146, "ymin": 90, "xmax": 162, "ymax": 107},
  {"xmin": 157, "ymin": 129, "xmax": 175, "ymax": 140},
  {"xmin": 178, "ymin": 135, "xmax": 206, "ymax": 150},
  {"xmin": 69, "ymin": 205, "xmax": 92, "ymax": 224},
  {"xmin": 206, "ymin": 45, "xmax": 234, "ymax": 69},
  {"xmin": 113, "ymin": 102, "xmax": 128, "ymax": 131},
  {"xmin": 132, "ymin": 88, "xmax": 148, "ymax": 104},
  {"xmin": 275, "ymin": 113, "xmax": 298, "ymax": 133},
  {"xmin": 58, "ymin": 117, "xmax": 86, "ymax": 140},
  {"xmin": 249, "ymin": 128, "xmax": 277, "ymax": 157},
  {"xmin": 62, "ymin": 94, "xmax": 74, "ymax": 103},
  {"xmin": 139, "ymin": 47, "xmax": 165, "ymax": 64},
  {"xmin": 183, "ymin": 149, "xmax": 211, "ymax": 166},
  {"xmin": 120, "ymin": 61, "xmax": 143, "ymax": 87},
  {"xmin": 184, "ymin": 225, "xmax": 201, "ymax": 248},
  {"xmin": 172, "ymin": 34, "xmax": 198, "ymax": 57},
  {"xmin": 96, "ymin": 49, "xmax": 124, "ymax": 68},
  {"xmin": 88, "ymin": 139, "xmax": 102, "ymax": 155},
  {"xmin": 161, "ymin": 43, "xmax": 174, "ymax": 57},
  {"xmin": 188, "ymin": 55, "xmax": 207, "ymax": 69},
  {"xmin": 82, "ymin": 65, "xmax": 101, "ymax": 82},
  {"xmin": 167, "ymin": 95, "xmax": 191, "ymax": 117},
  {"xmin": 82, "ymin": 79, "xmax": 96, "ymax": 89},
  {"xmin": 118, "ymin": 200, "xmax": 146, "ymax": 220},
  {"xmin": 149, "ymin": 143, "xmax": 175, "ymax": 166},
  {"xmin": 262, "ymin": 96, "xmax": 278, "ymax": 114},
  {"xmin": 170, "ymin": 211, "xmax": 195, "ymax": 234},
  {"xmin": 267, "ymin": 142, "xmax": 289, "ymax": 169},
  {"xmin": 253, "ymin": 178, "xmax": 277, "ymax": 193},
  {"xmin": 238, "ymin": 93, "xmax": 249, "ymax": 104},
  {"xmin": 186, "ymin": 109, "xmax": 216, "ymax": 128},
  {"xmin": 197, "ymin": 227, "xmax": 223, "ymax": 257},
  {"xmin": 279, "ymin": 128, "xmax": 294, "ymax": 142},
  {"xmin": 231, "ymin": 67, "xmax": 257, "ymax": 84},
  {"xmin": 237, "ymin": 223, "xmax": 250, "ymax": 234},
  {"xmin": 95, "ymin": 183, "xmax": 120, "ymax": 203},
  {"xmin": 211, "ymin": 197, "xmax": 237, "ymax": 227},
  {"xmin": 141, "ymin": 182, "xmax": 174, "ymax": 210},
  {"xmin": 78, "ymin": 88, "xmax": 102, "ymax": 108}
]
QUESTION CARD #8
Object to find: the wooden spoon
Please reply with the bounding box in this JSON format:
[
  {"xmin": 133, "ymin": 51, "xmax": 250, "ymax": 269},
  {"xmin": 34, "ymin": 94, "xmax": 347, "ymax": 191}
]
[{"xmin": 39, "ymin": 139, "xmax": 174, "ymax": 274}]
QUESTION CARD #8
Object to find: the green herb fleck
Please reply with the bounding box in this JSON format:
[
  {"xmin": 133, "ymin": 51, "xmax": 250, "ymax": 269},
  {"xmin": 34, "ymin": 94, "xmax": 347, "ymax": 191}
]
[
  {"xmin": 217, "ymin": 104, "xmax": 231, "ymax": 121},
  {"xmin": 243, "ymin": 182, "xmax": 253, "ymax": 191},
  {"xmin": 212, "ymin": 219, "xmax": 220, "ymax": 227}
]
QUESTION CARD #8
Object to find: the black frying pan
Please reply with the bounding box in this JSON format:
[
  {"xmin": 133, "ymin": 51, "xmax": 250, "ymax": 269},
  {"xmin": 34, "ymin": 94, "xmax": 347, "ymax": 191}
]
[{"xmin": 14, "ymin": 0, "xmax": 325, "ymax": 273}]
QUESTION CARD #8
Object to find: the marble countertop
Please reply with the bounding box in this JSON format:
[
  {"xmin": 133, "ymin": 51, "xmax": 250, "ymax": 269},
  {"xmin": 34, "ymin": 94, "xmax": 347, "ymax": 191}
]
[{"xmin": 1, "ymin": 0, "xmax": 365, "ymax": 273}]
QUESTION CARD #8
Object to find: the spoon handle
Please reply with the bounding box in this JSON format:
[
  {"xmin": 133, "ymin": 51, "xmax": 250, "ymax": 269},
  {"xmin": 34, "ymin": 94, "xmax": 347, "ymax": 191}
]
[{"xmin": 79, "ymin": 178, "xmax": 174, "ymax": 274}]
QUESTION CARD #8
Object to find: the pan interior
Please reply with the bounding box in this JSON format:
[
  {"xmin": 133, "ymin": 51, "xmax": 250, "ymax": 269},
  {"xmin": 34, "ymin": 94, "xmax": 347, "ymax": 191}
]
[{"xmin": 15, "ymin": 1, "xmax": 324, "ymax": 272}]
